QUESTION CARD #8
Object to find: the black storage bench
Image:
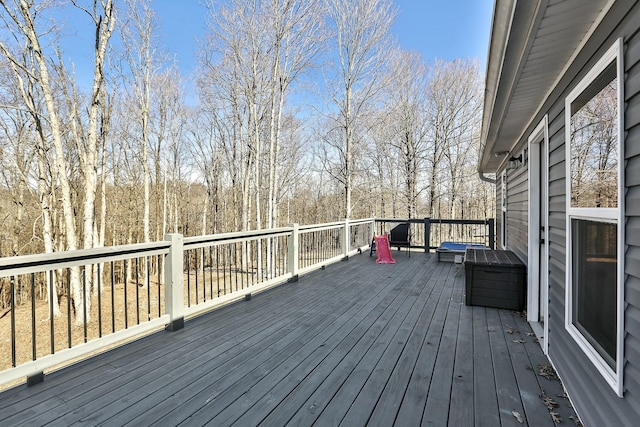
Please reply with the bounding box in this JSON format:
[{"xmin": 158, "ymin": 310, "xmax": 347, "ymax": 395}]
[{"xmin": 464, "ymin": 249, "xmax": 525, "ymax": 311}]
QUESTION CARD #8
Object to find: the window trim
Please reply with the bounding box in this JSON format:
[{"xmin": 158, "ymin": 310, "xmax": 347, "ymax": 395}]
[
  {"xmin": 564, "ymin": 38, "xmax": 624, "ymax": 397},
  {"xmin": 527, "ymin": 116, "xmax": 549, "ymax": 355}
]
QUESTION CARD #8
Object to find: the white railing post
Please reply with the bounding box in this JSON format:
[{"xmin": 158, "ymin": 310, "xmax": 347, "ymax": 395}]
[
  {"xmin": 343, "ymin": 218, "xmax": 350, "ymax": 260},
  {"xmin": 287, "ymin": 223, "xmax": 299, "ymax": 282},
  {"xmin": 164, "ymin": 233, "xmax": 184, "ymax": 331}
]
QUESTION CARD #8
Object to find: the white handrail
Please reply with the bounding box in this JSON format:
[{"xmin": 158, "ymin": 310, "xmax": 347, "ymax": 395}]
[{"xmin": 0, "ymin": 218, "xmax": 377, "ymax": 388}]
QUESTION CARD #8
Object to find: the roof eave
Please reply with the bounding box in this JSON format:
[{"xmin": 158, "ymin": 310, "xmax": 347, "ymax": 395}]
[{"xmin": 479, "ymin": 0, "xmax": 517, "ymax": 174}]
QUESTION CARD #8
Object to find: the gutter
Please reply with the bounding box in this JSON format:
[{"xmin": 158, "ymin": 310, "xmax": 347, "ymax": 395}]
[{"xmin": 478, "ymin": 170, "xmax": 496, "ymax": 184}]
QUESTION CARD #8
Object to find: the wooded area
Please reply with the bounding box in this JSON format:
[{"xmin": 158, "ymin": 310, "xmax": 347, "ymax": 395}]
[{"xmin": 0, "ymin": 0, "xmax": 494, "ymax": 320}]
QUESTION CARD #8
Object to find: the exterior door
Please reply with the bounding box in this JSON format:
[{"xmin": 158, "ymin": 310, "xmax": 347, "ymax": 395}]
[{"xmin": 528, "ymin": 117, "xmax": 549, "ymax": 354}]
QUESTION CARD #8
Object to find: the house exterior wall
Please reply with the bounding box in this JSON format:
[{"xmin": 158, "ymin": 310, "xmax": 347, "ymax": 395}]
[
  {"xmin": 503, "ymin": 158, "xmax": 528, "ymax": 262},
  {"xmin": 497, "ymin": 2, "xmax": 640, "ymax": 425}
]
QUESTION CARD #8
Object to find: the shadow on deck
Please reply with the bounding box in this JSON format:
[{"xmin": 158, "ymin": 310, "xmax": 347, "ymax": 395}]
[{"xmin": 0, "ymin": 251, "xmax": 578, "ymax": 426}]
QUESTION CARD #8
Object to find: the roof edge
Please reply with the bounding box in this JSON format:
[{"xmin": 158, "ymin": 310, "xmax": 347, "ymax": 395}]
[{"xmin": 479, "ymin": 0, "xmax": 517, "ymax": 173}]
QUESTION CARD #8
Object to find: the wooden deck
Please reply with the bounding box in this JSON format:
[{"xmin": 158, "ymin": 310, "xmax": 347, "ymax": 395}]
[{"xmin": 0, "ymin": 252, "xmax": 580, "ymax": 426}]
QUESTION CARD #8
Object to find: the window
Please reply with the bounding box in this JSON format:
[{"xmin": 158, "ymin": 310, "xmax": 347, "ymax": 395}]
[
  {"xmin": 565, "ymin": 39, "xmax": 623, "ymax": 396},
  {"xmin": 501, "ymin": 171, "xmax": 507, "ymax": 249},
  {"xmin": 571, "ymin": 219, "xmax": 617, "ymax": 366}
]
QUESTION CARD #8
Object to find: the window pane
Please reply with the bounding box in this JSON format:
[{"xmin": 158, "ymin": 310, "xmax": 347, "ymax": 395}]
[
  {"xmin": 571, "ymin": 219, "xmax": 617, "ymax": 367},
  {"xmin": 570, "ymin": 63, "xmax": 618, "ymax": 208}
]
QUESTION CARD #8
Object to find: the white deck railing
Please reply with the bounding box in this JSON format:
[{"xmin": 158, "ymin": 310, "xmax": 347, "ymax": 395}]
[{"xmin": 0, "ymin": 218, "xmax": 374, "ymax": 388}]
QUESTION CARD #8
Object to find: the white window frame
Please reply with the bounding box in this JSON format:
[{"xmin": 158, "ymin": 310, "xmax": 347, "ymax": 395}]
[
  {"xmin": 564, "ymin": 38, "xmax": 624, "ymax": 397},
  {"xmin": 501, "ymin": 171, "xmax": 507, "ymax": 249}
]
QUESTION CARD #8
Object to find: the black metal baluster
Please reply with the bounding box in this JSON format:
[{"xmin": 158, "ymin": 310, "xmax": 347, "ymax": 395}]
[
  {"xmin": 147, "ymin": 256, "xmax": 151, "ymax": 320},
  {"xmin": 327, "ymin": 230, "xmax": 330, "ymax": 260},
  {"xmin": 67, "ymin": 269, "xmax": 72, "ymax": 348},
  {"xmin": 241, "ymin": 241, "xmax": 246, "ymax": 289},
  {"xmin": 234, "ymin": 243, "xmax": 239, "ymax": 291},
  {"xmin": 157, "ymin": 255, "xmax": 162, "ymax": 317},
  {"xmin": 10, "ymin": 276, "xmax": 16, "ymax": 367},
  {"xmin": 251, "ymin": 240, "xmax": 255, "ymax": 285},
  {"xmin": 302, "ymin": 234, "xmax": 306, "ymax": 269},
  {"xmin": 228, "ymin": 243, "xmax": 233, "ymax": 292},
  {"xmin": 267, "ymin": 238, "xmax": 271, "ymax": 280},
  {"xmin": 82, "ymin": 267, "xmax": 87, "ymax": 342},
  {"xmin": 50, "ymin": 270, "xmax": 55, "ymax": 354},
  {"xmin": 123, "ymin": 259, "xmax": 128, "ymax": 329},
  {"xmin": 233, "ymin": 242, "xmax": 238, "ymax": 291},
  {"xmin": 271, "ymin": 237, "xmax": 275, "ymax": 279},
  {"xmin": 135, "ymin": 258, "xmax": 140, "ymax": 325},
  {"xmin": 216, "ymin": 246, "xmax": 221, "ymax": 297},
  {"xmin": 111, "ymin": 261, "xmax": 116, "ymax": 333},
  {"xmin": 186, "ymin": 251, "xmax": 191, "ymax": 307},
  {"xmin": 195, "ymin": 249, "xmax": 199, "ymax": 304},
  {"xmin": 223, "ymin": 245, "xmax": 228, "ymax": 295},
  {"xmin": 277, "ymin": 236, "xmax": 281, "ymax": 277},
  {"xmin": 202, "ymin": 247, "xmax": 207, "ymax": 302},
  {"xmin": 275, "ymin": 236, "xmax": 280, "ymax": 278},
  {"xmin": 248, "ymin": 240, "xmax": 252, "ymax": 287},
  {"xmin": 274, "ymin": 237, "xmax": 277, "ymax": 276},
  {"xmin": 31, "ymin": 273, "xmax": 36, "ymax": 360},
  {"xmin": 97, "ymin": 264, "xmax": 102, "ymax": 337},
  {"xmin": 280, "ymin": 236, "xmax": 284, "ymax": 276},
  {"xmin": 209, "ymin": 246, "xmax": 214, "ymax": 298},
  {"xmin": 271, "ymin": 238, "xmax": 275, "ymax": 279}
]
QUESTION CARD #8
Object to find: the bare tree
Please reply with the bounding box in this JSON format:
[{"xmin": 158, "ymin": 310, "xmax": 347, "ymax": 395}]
[
  {"xmin": 71, "ymin": 0, "xmax": 115, "ymax": 253},
  {"xmin": 188, "ymin": 110, "xmax": 223, "ymax": 235},
  {"xmin": 425, "ymin": 59, "xmax": 483, "ymax": 218},
  {"xmin": 263, "ymin": 0, "xmax": 324, "ymax": 230},
  {"xmin": 0, "ymin": 1, "xmax": 79, "ymax": 253},
  {"xmin": 0, "ymin": 62, "xmax": 61, "ymax": 315},
  {"xmin": 366, "ymin": 115, "xmax": 398, "ymax": 218},
  {"xmin": 119, "ymin": 0, "xmax": 162, "ymax": 245},
  {"xmin": 322, "ymin": 0, "xmax": 395, "ymax": 219},
  {"xmin": 201, "ymin": 0, "xmax": 263, "ymax": 233},
  {"xmin": 384, "ymin": 49, "xmax": 429, "ymax": 218},
  {"xmin": 0, "ymin": 0, "xmax": 115, "ymax": 323}
]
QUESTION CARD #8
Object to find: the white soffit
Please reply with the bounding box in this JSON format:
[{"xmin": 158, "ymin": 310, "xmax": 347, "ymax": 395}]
[{"xmin": 480, "ymin": 0, "xmax": 611, "ymax": 173}]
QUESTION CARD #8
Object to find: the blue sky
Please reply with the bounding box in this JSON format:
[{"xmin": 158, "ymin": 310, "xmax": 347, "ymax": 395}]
[
  {"xmin": 392, "ymin": 0, "xmax": 493, "ymax": 64},
  {"xmin": 49, "ymin": 1, "xmax": 494, "ymax": 90},
  {"xmin": 152, "ymin": 0, "xmax": 494, "ymax": 76}
]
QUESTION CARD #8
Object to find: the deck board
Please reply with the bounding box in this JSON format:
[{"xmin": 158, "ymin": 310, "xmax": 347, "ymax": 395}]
[
  {"xmin": 449, "ymin": 287, "xmax": 475, "ymax": 426},
  {"xmin": 130, "ymin": 263, "xmax": 389, "ymax": 426},
  {"xmin": 393, "ymin": 262, "xmax": 457, "ymax": 426},
  {"xmin": 422, "ymin": 265, "xmax": 462, "ymax": 425},
  {"xmin": 0, "ymin": 252, "xmax": 580, "ymax": 426},
  {"xmin": 472, "ymin": 307, "xmax": 501, "ymax": 427},
  {"xmin": 267, "ymin": 259, "xmax": 443, "ymax": 426},
  {"xmin": 361, "ymin": 259, "xmax": 445, "ymax": 426},
  {"xmin": 499, "ymin": 310, "xmax": 555, "ymax": 427},
  {"xmin": 325, "ymin": 262, "xmax": 434, "ymax": 425},
  {"xmin": 486, "ymin": 308, "xmax": 529, "ymax": 427}
]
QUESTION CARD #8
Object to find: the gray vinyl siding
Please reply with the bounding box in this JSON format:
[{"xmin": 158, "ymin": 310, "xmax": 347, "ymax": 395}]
[
  {"xmin": 497, "ymin": 174, "xmax": 505, "ymax": 248},
  {"xmin": 504, "ymin": 160, "xmax": 528, "ymax": 262},
  {"xmin": 497, "ymin": 2, "xmax": 640, "ymax": 425}
]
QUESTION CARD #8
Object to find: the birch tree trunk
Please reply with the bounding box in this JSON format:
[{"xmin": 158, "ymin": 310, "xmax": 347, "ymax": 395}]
[
  {"xmin": 0, "ymin": 1, "xmax": 83, "ymax": 320},
  {"xmin": 0, "ymin": 45, "xmax": 63, "ymax": 314},
  {"xmin": 73, "ymin": 0, "xmax": 115, "ymax": 322},
  {"xmin": 120, "ymin": 0, "xmax": 161, "ymax": 246}
]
